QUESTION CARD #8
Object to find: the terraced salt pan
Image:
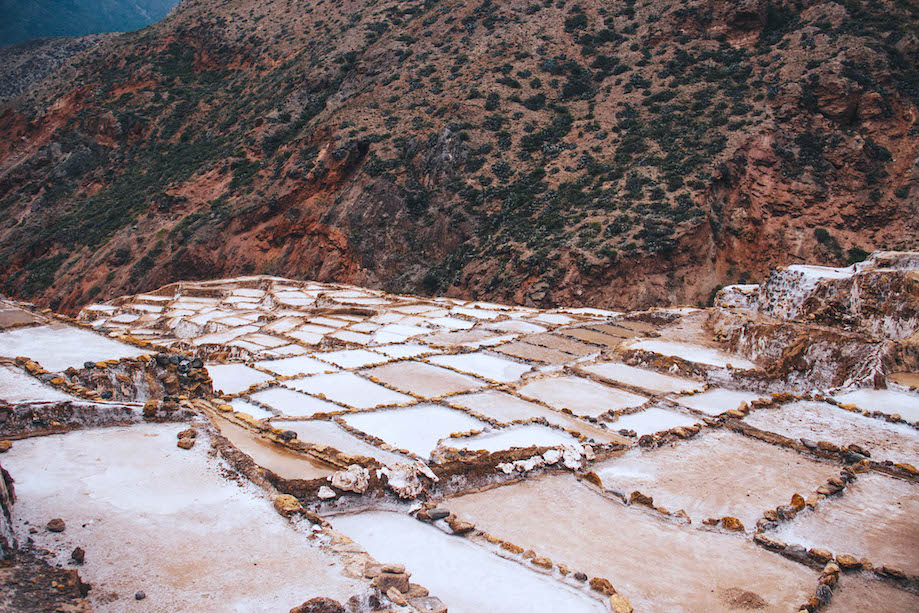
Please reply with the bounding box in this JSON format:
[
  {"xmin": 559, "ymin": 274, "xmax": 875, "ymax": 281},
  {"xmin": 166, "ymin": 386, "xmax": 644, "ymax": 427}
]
[
  {"xmin": 0, "ymin": 324, "xmax": 146, "ymax": 371},
  {"xmin": 772, "ymin": 473, "xmax": 919, "ymax": 575},
  {"xmin": 606, "ymin": 407, "xmax": 699, "ymax": 436},
  {"xmin": 0, "ymin": 365, "xmax": 81, "ymax": 403},
  {"xmin": 3, "ymin": 424, "xmax": 363, "ymax": 611},
  {"xmin": 285, "ymin": 372, "xmax": 414, "ymax": 409},
  {"xmin": 833, "ymin": 388, "xmax": 919, "ymax": 422},
  {"xmin": 674, "ymin": 388, "xmax": 766, "ymax": 416},
  {"xmin": 363, "ymin": 361, "xmax": 485, "ymax": 399},
  {"xmin": 443, "ymin": 424, "xmax": 579, "ymax": 453},
  {"xmin": 249, "ymin": 387, "xmax": 343, "ymax": 417},
  {"xmin": 447, "ymin": 474, "xmax": 817, "ymax": 611},
  {"xmin": 215, "ymin": 419, "xmax": 336, "ymax": 480},
  {"xmin": 254, "ymin": 356, "xmax": 335, "ymax": 377},
  {"xmin": 579, "ymin": 362, "xmax": 703, "ymax": 394},
  {"xmin": 495, "ymin": 341, "xmax": 575, "ymax": 364},
  {"xmin": 625, "ymin": 339, "xmax": 758, "ymax": 369},
  {"xmin": 225, "ymin": 399, "xmax": 273, "ymax": 420},
  {"xmin": 372, "ymin": 343, "xmax": 439, "ymax": 359},
  {"xmin": 825, "ymin": 572, "xmax": 919, "ymax": 612},
  {"xmin": 517, "ymin": 376, "xmax": 647, "ymax": 417},
  {"xmin": 312, "ymin": 349, "xmax": 389, "ymax": 369},
  {"xmin": 595, "ymin": 430, "xmax": 840, "ymax": 528},
  {"xmin": 271, "ymin": 420, "xmax": 413, "ymax": 467},
  {"xmin": 342, "ymin": 404, "xmax": 486, "ymax": 458},
  {"xmin": 331, "ymin": 511, "xmax": 606, "ymax": 613},
  {"xmin": 743, "ymin": 401, "xmax": 919, "ymax": 466},
  {"xmin": 206, "ymin": 363, "xmax": 274, "ymax": 395},
  {"xmin": 447, "ymin": 391, "xmax": 626, "ymax": 444},
  {"xmin": 428, "ymin": 352, "xmax": 532, "ymax": 383}
]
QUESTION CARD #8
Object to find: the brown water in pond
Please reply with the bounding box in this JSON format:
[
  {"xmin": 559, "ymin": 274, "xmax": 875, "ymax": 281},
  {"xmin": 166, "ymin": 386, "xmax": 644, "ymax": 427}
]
[
  {"xmin": 888, "ymin": 372, "xmax": 919, "ymax": 389},
  {"xmin": 214, "ymin": 419, "xmax": 336, "ymax": 480},
  {"xmin": 494, "ymin": 342, "xmax": 574, "ymax": 364},
  {"xmin": 363, "ymin": 361, "xmax": 483, "ymax": 398},
  {"xmin": 559, "ymin": 328, "xmax": 624, "ymax": 348},
  {"xmin": 520, "ymin": 333, "xmax": 598, "ymax": 356},
  {"xmin": 0, "ymin": 307, "xmax": 39, "ymax": 328},
  {"xmin": 825, "ymin": 572, "xmax": 919, "ymax": 612},
  {"xmin": 448, "ymin": 474, "xmax": 817, "ymax": 611}
]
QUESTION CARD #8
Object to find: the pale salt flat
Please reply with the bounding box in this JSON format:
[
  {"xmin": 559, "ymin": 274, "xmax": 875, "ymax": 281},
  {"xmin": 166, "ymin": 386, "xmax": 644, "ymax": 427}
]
[
  {"xmin": 0, "ymin": 365, "xmax": 81, "ymax": 403},
  {"xmin": 263, "ymin": 344, "xmax": 309, "ymax": 358},
  {"xmin": 331, "ymin": 511, "xmax": 606, "ymax": 613},
  {"xmin": 833, "ymin": 388, "xmax": 919, "ymax": 423},
  {"xmin": 579, "ymin": 362, "xmax": 704, "ymax": 394},
  {"xmin": 329, "ymin": 330, "xmax": 373, "ymax": 345},
  {"xmin": 363, "ymin": 361, "xmax": 485, "ymax": 399},
  {"xmin": 673, "ymin": 388, "xmax": 766, "ymax": 416},
  {"xmin": 206, "ymin": 363, "xmax": 274, "ymax": 395},
  {"xmin": 447, "ymin": 474, "xmax": 817, "ymax": 612},
  {"xmin": 772, "ymin": 473, "xmax": 919, "ymax": 575},
  {"xmin": 228, "ymin": 399, "xmax": 275, "ymax": 420},
  {"xmin": 249, "ymin": 387, "xmax": 343, "ymax": 417},
  {"xmin": 443, "ymin": 424, "xmax": 579, "ymax": 453},
  {"xmin": 254, "ymin": 356, "xmax": 335, "ymax": 377},
  {"xmin": 312, "ymin": 349, "xmax": 390, "ymax": 369},
  {"xmin": 193, "ymin": 326, "xmax": 260, "ymax": 346},
  {"xmin": 285, "ymin": 372, "xmax": 414, "ymax": 409},
  {"xmin": 0, "ymin": 324, "xmax": 146, "ymax": 371},
  {"xmin": 595, "ymin": 430, "xmax": 840, "ymax": 528},
  {"xmin": 287, "ymin": 330, "xmax": 324, "ymax": 345},
  {"xmin": 517, "ymin": 376, "xmax": 647, "ymax": 417},
  {"xmin": 743, "ymin": 401, "xmax": 919, "ymax": 466},
  {"xmin": 3, "ymin": 424, "xmax": 364, "ymax": 612},
  {"xmin": 624, "ymin": 339, "xmax": 758, "ymax": 370},
  {"xmin": 607, "ymin": 407, "xmax": 699, "ymax": 436},
  {"xmin": 429, "ymin": 316, "xmax": 475, "ymax": 330},
  {"xmin": 372, "ymin": 343, "xmax": 440, "ymax": 359},
  {"xmin": 486, "ymin": 320, "xmax": 547, "ymax": 334},
  {"xmin": 271, "ymin": 420, "xmax": 413, "ymax": 467},
  {"xmin": 450, "ymin": 306, "xmax": 501, "ymax": 320},
  {"xmin": 825, "ymin": 572, "xmax": 919, "ymax": 612},
  {"xmin": 428, "ymin": 352, "xmax": 532, "ymax": 383},
  {"xmin": 372, "ymin": 324, "xmax": 430, "ymax": 344},
  {"xmin": 342, "ymin": 404, "xmax": 486, "ymax": 458}
]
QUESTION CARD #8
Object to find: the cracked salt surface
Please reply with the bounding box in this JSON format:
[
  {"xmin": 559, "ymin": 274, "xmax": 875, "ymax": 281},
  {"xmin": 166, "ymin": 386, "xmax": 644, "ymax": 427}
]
[
  {"xmin": 833, "ymin": 388, "xmax": 919, "ymax": 423},
  {"xmin": 673, "ymin": 388, "xmax": 766, "ymax": 416},
  {"xmin": 284, "ymin": 372, "xmax": 414, "ymax": 409},
  {"xmin": 206, "ymin": 363, "xmax": 274, "ymax": 395},
  {"xmin": 442, "ymin": 423, "xmax": 579, "ymax": 452},
  {"xmin": 342, "ymin": 404, "xmax": 487, "ymax": 458},
  {"xmin": 624, "ymin": 339, "xmax": 758, "ymax": 369},
  {"xmin": 0, "ymin": 365, "xmax": 81, "ymax": 403},
  {"xmin": 3, "ymin": 423, "xmax": 363, "ymax": 611},
  {"xmin": 331, "ymin": 511, "xmax": 606, "ymax": 613},
  {"xmin": 579, "ymin": 362, "xmax": 703, "ymax": 394},
  {"xmin": 0, "ymin": 325, "xmax": 146, "ymax": 371},
  {"xmin": 517, "ymin": 376, "xmax": 647, "ymax": 417}
]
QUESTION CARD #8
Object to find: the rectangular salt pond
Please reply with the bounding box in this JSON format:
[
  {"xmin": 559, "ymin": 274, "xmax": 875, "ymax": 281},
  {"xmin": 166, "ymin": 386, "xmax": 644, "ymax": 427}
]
[
  {"xmin": 494, "ymin": 341, "xmax": 575, "ymax": 365},
  {"xmin": 834, "ymin": 388, "xmax": 919, "ymax": 423},
  {"xmin": 595, "ymin": 429, "xmax": 840, "ymax": 528},
  {"xmin": 579, "ymin": 362, "xmax": 704, "ymax": 394},
  {"xmin": 331, "ymin": 511, "xmax": 606, "ymax": 613},
  {"xmin": 215, "ymin": 419, "xmax": 337, "ymax": 480},
  {"xmin": 271, "ymin": 420, "xmax": 413, "ymax": 467},
  {"xmin": 3, "ymin": 424, "xmax": 363, "ymax": 611},
  {"xmin": 517, "ymin": 376, "xmax": 648, "ymax": 417},
  {"xmin": 427, "ymin": 352, "xmax": 532, "ymax": 383},
  {"xmin": 559, "ymin": 327, "xmax": 625, "ymax": 348},
  {"xmin": 311, "ymin": 349, "xmax": 390, "ymax": 369},
  {"xmin": 743, "ymin": 401, "xmax": 919, "ymax": 466},
  {"xmin": 0, "ymin": 324, "xmax": 147, "ymax": 371},
  {"xmin": 606, "ymin": 407, "xmax": 700, "ymax": 437},
  {"xmin": 772, "ymin": 473, "xmax": 919, "ymax": 575},
  {"xmin": 228, "ymin": 398, "xmax": 276, "ymax": 420},
  {"xmin": 342, "ymin": 404, "xmax": 486, "ymax": 458},
  {"xmin": 249, "ymin": 386, "xmax": 344, "ymax": 417},
  {"xmin": 254, "ymin": 355, "xmax": 336, "ymax": 377},
  {"xmin": 826, "ymin": 572, "xmax": 919, "ymax": 612},
  {"xmin": 674, "ymin": 389, "xmax": 767, "ymax": 416},
  {"xmin": 371, "ymin": 342, "xmax": 440, "ymax": 359},
  {"xmin": 625, "ymin": 339, "xmax": 758, "ymax": 370},
  {"xmin": 285, "ymin": 372, "xmax": 414, "ymax": 409},
  {"xmin": 447, "ymin": 474, "xmax": 817, "ymax": 612},
  {"xmin": 443, "ymin": 424, "xmax": 579, "ymax": 453},
  {"xmin": 0, "ymin": 365, "xmax": 81, "ymax": 403},
  {"xmin": 521, "ymin": 333, "xmax": 599, "ymax": 356},
  {"xmin": 362, "ymin": 361, "xmax": 485, "ymax": 399},
  {"xmin": 206, "ymin": 363, "xmax": 274, "ymax": 395}
]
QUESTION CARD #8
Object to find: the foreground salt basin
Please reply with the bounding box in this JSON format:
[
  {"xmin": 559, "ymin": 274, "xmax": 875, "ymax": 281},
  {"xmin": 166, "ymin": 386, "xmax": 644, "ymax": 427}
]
[
  {"xmin": 4, "ymin": 424, "xmax": 364, "ymax": 611},
  {"xmin": 0, "ymin": 324, "xmax": 146, "ymax": 371}
]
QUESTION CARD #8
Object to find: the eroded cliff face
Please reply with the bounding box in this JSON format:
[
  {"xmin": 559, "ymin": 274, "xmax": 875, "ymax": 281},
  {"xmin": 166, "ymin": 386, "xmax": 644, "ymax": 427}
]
[{"xmin": 0, "ymin": 0, "xmax": 916, "ymax": 314}]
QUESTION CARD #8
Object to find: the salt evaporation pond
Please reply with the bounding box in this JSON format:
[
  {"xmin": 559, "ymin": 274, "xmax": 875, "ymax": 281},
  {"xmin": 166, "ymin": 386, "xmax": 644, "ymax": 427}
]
[
  {"xmin": 825, "ymin": 572, "xmax": 919, "ymax": 612},
  {"xmin": 0, "ymin": 365, "xmax": 82, "ymax": 403},
  {"xmin": 362, "ymin": 361, "xmax": 485, "ymax": 398},
  {"xmin": 772, "ymin": 473, "xmax": 919, "ymax": 576},
  {"xmin": 674, "ymin": 388, "xmax": 766, "ymax": 416},
  {"xmin": 834, "ymin": 388, "xmax": 919, "ymax": 423},
  {"xmin": 517, "ymin": 376, "xmax": 647, "ymax": 417},
  {"xmin": 271, "ymin": 420, "xmax": 413, "ymax": 467},
  {"xmin": 579, "ymin": 362, "xmax": 703, "ymax": 394},
  {"xmin": 331, "ymin": 511, "xmax": 606, "ymax": 613},
  {"xmin": 342, "ymin": 404, "xmax": 486, "ymax": 458},
  {"xmin": 447, "ymin": 474, "xmax": 817, "ymax": 611},
  {"xmin": 284, "ymin": 372, "xmax": 414, "ymax": 409},
  {"xmin": 215, "ymin": 419, "xmax": 336, "ymax": 480},
  {"xmin": 606, "ymin": 407, "xmax": 700, "ymax": 437},
  {"xmin": 595, "ymin": 430, "xmax": 840, "ymax": 528},
  {"xmin": 248, "ymin": 386, "xmax": 342, "ymax": 417},
  {"xmin": 206, "ymin": 363, "xmax": 274, "ymax": 395},
  {"xmin": 428, "ymin": 352, "xmax": 532, "ymax": 383},
  {"xmin": 253, "ymin": 355, "xmax": 336, "ymax": 377},
  {"xmin": 442, "ymin": 424, "xmax": 579, "ymax": 453},
  {"xmin": 625, "ymin": 339, "xmax": 758, "ymax": 369},
  {"xmin": 0, "ymin": 324, "xmax": 146, "ymax": 371},
  {"xmin": 743, "ymin": 401, "xmax": 919, "ymax": 466},
  {"xmin": 228, "ymin": 398, "xmax": 275, "ymax": 420},
  {"xmin": 3, "ymin": 423, "xmax": 364, "ymax": 611},
  {"xmin": 312, "ymin": 349, "xmax": 390, "ymax": 369}
]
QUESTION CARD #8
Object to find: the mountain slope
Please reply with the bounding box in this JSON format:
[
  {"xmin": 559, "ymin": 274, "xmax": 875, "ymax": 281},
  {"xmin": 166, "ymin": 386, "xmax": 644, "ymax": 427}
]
[{"xmin": 0, "ymin": 0, "xmax": 917, "ymax": 313}]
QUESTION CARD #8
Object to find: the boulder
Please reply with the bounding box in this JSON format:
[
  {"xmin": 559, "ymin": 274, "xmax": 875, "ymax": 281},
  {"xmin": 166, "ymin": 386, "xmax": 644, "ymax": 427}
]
[
  {"xmin": 609, "ymin": 593, "xmax": 634, "ymax": 613},
  {"xmin": 373, "ymin": 572, "xmax": 410, "ymax": 593},
  {"xmin": 408, "ymin": 596, "xmax": 448, "ymax": 613},
  {"xmin": 177, "ymin": 437, "xmax": 195, "ymax": 450},
  {"xmin": 47, "ymin": 518, "xmax": 66, "ymax": 532},
  {"xmin": 0, "ymin": 440, "xmax": 11, "ymax": 453},
  {"xmin": 790, "ymin": 493, "xmax": 805, "ymax": 510},
  {"xmin": 836, "ymin": 554, "xmax": 861, "ymax": 570},
  {"xmin": 721, "ymin": 516, "xmax": 744, "ymax": 531},
  {"xmin": 289, "ymin": 597, "xmax": 346, "ymax": 613},
  {"xmin": 273, "ymin": 494, "xmax": 302, "ymax": 517}
]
